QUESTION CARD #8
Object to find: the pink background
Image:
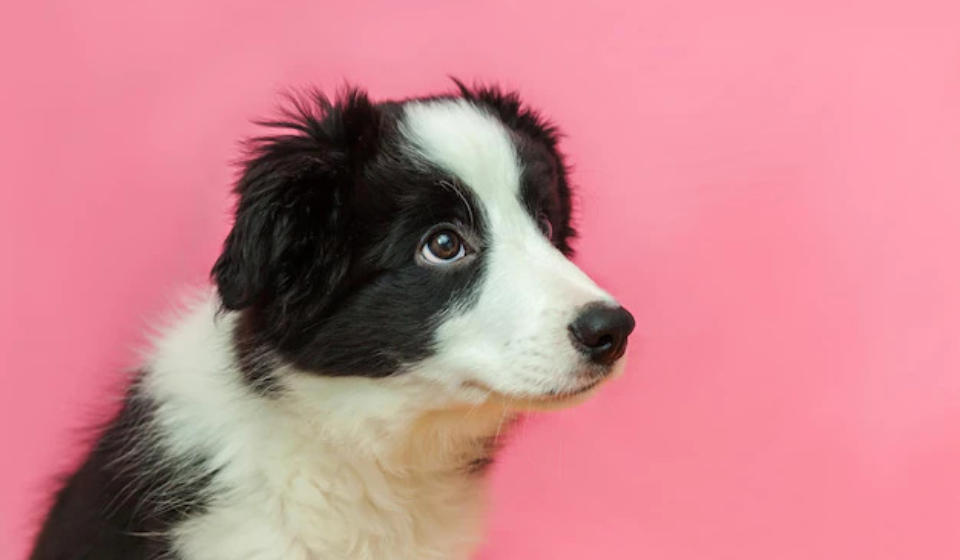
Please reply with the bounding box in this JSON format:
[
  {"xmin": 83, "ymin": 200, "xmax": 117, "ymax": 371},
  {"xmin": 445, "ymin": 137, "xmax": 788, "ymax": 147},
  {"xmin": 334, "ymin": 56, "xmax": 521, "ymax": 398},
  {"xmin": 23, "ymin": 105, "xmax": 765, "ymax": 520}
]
[{"xmin": 2, "ymin": 1, "xmax": 960, "ymax": 558}]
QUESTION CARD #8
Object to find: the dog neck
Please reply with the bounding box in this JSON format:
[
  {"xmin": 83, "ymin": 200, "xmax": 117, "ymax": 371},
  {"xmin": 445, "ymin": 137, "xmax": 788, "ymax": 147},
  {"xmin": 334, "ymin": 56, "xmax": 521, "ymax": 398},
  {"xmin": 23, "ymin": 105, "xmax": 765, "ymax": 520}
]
[
  {"xmin": 139, "ymin": 293, "xmax": 512, "ymax": 559},
  {"xmin": 143, "ymin": 292, "xmax": 515, "ymax": 480},
  {"xmin": 279, "ymin": 372, "xmax": 516, "ymax": 475}
]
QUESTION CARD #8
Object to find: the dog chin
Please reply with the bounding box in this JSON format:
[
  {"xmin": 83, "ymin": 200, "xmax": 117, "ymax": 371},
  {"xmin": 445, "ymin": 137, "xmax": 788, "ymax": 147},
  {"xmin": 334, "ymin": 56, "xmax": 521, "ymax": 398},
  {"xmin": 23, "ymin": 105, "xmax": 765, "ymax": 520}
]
[
  {"xmin": 466, "ymin": 357, "xmax": 628, "ymax": 412},
  {"xmin": 497, "ymin": 382, "xmax": 604, "ymax": 411}
]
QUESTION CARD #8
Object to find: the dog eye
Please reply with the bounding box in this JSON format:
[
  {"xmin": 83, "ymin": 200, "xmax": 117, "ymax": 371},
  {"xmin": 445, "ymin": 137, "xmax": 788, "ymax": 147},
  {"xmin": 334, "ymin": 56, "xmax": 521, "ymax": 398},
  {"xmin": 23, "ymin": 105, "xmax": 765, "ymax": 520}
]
[
  {"xmin": 537, "ymin": 213, "xmax": 554, "ymax": 240},
  {"xmin": 421, "ymin": 229, "xmax": 467, "ymax": 264}
]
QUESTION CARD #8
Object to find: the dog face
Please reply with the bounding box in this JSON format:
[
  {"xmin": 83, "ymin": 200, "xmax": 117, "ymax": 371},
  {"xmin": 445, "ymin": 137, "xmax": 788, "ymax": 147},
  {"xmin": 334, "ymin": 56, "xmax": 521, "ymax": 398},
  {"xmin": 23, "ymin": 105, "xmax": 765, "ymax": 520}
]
[{"xmin": 213, "ymin": 85, "xmax": 634, "ymax": 407}]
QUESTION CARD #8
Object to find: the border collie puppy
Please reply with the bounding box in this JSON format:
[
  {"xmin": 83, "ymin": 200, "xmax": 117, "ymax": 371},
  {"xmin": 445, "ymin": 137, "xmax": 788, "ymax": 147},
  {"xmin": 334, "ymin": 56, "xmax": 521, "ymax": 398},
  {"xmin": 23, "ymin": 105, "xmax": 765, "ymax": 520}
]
[{"xmin": 30, "ymin": 83, "xmax": 635, "ymax": 560}]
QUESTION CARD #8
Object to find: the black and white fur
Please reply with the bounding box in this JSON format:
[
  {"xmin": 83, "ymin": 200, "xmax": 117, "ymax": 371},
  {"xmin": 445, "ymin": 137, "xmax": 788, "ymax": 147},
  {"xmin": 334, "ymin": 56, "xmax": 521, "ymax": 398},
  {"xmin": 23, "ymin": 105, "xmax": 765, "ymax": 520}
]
[{"xmin": 30, "ymin": 83, "xmax": 635, "ymax": 560}]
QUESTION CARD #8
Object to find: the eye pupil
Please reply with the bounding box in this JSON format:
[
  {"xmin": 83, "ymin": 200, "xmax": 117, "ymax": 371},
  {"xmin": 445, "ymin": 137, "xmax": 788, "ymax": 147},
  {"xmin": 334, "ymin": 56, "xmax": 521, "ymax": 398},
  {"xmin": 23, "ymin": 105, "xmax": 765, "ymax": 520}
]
[
  {"xmin": 428, "ymin": 230, "xmax": 461, "ymax": 260},
  {"xmin": 421, "ymin": 227, "xmax": 470, "ymax": 265}
]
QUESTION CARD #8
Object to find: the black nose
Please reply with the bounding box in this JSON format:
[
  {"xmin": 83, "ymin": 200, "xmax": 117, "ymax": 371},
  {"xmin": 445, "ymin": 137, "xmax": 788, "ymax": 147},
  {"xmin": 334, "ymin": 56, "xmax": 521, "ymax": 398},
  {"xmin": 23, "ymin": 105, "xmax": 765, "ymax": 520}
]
[{"xmin": 569, "ymin": 303, "xmax": 636, "ymax": 366}]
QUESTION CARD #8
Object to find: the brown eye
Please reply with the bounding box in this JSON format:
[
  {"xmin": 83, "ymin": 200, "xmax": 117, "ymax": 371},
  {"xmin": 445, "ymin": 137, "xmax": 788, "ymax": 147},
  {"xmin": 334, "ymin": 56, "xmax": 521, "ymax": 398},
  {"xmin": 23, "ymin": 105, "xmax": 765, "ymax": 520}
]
[
  {"xmin": 537, "ymin": 213, "xmax": 554, "ymax": 240},
  {"xmin": 421, "ymin": 229, "xmax": 466, "ymax": 264}
]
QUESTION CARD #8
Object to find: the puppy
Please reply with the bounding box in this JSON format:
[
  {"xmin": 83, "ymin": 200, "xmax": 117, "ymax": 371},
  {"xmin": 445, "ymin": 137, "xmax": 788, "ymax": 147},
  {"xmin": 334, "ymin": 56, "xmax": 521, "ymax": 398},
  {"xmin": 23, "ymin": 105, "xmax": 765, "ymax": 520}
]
[{"xmin": 30, "ymin": 83, "xmax": 635, "ymax": 560}]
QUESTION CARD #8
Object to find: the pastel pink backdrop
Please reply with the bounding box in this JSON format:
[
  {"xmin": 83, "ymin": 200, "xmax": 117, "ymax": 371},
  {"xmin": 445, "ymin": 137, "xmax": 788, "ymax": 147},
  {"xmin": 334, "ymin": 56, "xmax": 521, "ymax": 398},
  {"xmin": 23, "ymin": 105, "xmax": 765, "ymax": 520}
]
[{"xmin": 2, "ymin": 1, "xmax": 959, "ymax": 558}]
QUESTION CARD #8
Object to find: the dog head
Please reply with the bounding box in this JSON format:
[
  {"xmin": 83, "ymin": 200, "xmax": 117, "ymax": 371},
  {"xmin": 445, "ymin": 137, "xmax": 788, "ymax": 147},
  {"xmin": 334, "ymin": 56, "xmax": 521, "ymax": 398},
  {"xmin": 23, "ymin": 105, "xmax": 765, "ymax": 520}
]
[{"xmin": 213, "ymin": 84, "xmax": 634, "ymax": 409}]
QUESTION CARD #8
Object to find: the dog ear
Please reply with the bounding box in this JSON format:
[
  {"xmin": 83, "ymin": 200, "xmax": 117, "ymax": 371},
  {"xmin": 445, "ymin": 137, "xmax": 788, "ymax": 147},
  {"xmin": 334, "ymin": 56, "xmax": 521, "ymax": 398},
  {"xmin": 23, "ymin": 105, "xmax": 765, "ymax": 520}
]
[{"xmin": 212, "ymin": 88, "xmax": 380, "ymax": 315}]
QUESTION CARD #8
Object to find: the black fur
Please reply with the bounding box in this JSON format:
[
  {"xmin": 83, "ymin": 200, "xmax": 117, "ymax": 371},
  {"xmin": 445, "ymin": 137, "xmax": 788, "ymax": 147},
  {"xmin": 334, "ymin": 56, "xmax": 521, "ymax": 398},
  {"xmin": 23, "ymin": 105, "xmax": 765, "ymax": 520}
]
[{"xmin": 31, "ymin": 378, "xmax": 214, "ymax": 560}]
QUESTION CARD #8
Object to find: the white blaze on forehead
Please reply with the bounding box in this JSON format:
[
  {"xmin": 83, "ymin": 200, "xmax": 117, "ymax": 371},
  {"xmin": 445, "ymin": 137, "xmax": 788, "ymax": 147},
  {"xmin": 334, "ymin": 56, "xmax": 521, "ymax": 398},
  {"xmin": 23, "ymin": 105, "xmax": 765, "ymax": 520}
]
[{"xmin": 401, "ymin": 99, "xmax": 524, "ymax": 221}]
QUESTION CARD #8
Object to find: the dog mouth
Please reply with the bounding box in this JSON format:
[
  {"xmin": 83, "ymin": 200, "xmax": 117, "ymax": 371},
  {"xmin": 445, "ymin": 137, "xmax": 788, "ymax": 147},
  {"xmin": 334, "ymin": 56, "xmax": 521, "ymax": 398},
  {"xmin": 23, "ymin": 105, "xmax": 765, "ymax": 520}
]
[
  {"xmin": 538, "ymin": 376, "xmax": 604, "ymax": 400},
  {"xmin": 463, "ymin": 375, "xmax": 606, "ymax": 408}
]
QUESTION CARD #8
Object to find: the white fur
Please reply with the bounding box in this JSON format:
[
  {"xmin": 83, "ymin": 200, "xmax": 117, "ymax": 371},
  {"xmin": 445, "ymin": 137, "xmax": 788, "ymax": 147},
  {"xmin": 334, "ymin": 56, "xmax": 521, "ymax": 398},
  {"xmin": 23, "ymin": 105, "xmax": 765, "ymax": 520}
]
[{"xmin": 139, "ymin": 103, "xmax": 625, "ymax": 560}]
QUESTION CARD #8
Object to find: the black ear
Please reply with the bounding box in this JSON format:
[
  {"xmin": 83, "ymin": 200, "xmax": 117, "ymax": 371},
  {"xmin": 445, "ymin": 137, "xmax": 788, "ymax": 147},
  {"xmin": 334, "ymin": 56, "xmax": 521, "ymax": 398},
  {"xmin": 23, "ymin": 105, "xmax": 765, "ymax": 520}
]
[{"xmin": 212, "ymin": 88, "xmax": 380, "ymax": 314}]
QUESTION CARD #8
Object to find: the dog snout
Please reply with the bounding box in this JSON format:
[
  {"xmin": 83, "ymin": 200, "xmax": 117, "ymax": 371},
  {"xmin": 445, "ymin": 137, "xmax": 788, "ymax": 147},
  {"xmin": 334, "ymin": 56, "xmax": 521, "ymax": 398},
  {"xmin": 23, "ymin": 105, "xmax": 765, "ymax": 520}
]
[{"xmin": 568, "ymin": 303, "xmax": 635, "ymax": 366}]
